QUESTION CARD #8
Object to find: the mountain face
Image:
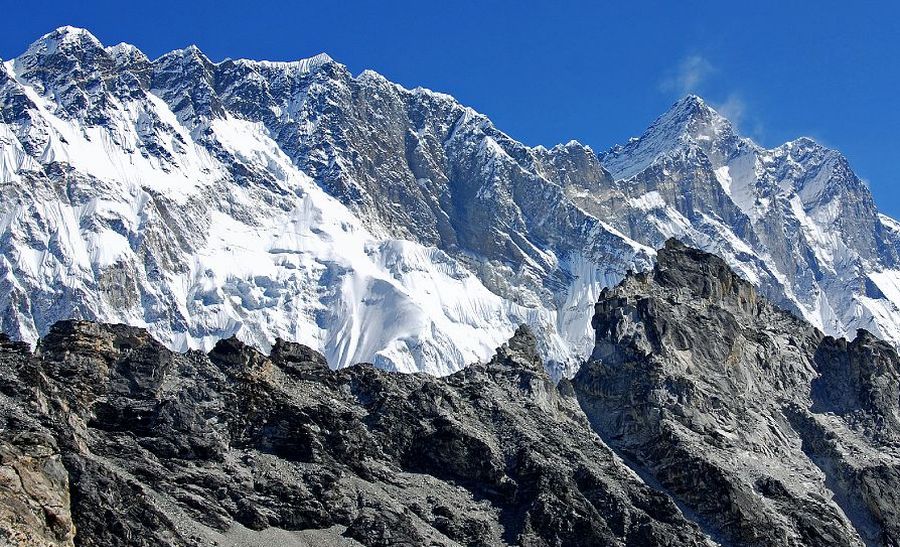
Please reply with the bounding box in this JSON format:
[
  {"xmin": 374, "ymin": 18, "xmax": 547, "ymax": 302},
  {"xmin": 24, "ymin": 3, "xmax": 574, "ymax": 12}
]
[
  {"xmin": 0, "ymin": 321, "xmax": 710, "ymax": 546},
  {"xmin": 597, "ymin": 97, "xmax": 900, "ymax": 347},
  {"xmin": 2, "ymin": 27, "xmax": 900, "ymax": 376},
  {"xmin": 576, "ymin": 239, "xmax": 900, "ymax": 546},
  {"xmin": 4, "ymin": 240, "xmax": 900, "ymax": 546}
]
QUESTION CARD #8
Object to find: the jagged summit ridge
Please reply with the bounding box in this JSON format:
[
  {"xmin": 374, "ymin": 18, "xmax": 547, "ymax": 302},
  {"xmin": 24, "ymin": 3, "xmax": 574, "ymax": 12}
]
[
  {"xmin": 2, "ymin": 26, "xmax": 900, "ymax": 377},
  {"xmin": 22, "ymin": 26, "xmax": 336, "ymax": 73},
  {"xmin": 235, "ymin": 52, "xmax": 335, "ymax": 73}
]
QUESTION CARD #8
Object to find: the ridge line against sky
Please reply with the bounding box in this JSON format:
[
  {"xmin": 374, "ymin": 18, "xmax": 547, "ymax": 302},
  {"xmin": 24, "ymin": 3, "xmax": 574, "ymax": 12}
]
[{"xmin": 3, "ymin": 0, "xmax": 899, "ymax": 216}]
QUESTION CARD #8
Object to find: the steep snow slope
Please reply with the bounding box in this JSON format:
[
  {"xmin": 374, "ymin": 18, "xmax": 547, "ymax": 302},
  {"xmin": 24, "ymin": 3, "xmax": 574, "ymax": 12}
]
[
  {"xmin": 0, "ymin": 97, "xmax": 535, "ymax": 374},
  {"xmin": 0, "ymin": 27, "xmax": 650, "ymax": 376},
  {"xmin": 1, "ymin": 26, "xmax": 899, "ymax": 376}
]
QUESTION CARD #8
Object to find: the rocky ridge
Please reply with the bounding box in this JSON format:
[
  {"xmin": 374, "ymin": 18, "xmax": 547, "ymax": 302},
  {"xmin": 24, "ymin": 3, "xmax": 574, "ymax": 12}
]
[
  {"xmin": 0, "ymin": 320, "xmax": 709, "ymax": 546},
  {"xmin": 575, "ymin": 239, "xmax": 900, "ymax": 546},
  {"xmin": 3, "ymin": 240, "xmax": 900, "ymax": 546}
]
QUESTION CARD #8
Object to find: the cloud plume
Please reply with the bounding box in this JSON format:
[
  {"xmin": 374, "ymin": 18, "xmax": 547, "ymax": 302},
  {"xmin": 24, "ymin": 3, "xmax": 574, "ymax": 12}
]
[{"xmin": 660, "ymin": 55, "xmax": 713, "ymax": 95}]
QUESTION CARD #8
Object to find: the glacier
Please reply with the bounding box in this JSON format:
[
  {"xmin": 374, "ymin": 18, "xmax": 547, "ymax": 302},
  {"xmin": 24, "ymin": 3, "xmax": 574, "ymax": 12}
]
[{"xmin": 2, "ymin": 26, "xmax": 900, "ymax": 377}]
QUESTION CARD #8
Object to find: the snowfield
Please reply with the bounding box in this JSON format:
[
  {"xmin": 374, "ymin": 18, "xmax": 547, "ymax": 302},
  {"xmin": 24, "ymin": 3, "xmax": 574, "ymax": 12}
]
[{"xmin": 3, "ymin": 26, "xmax": 900, "ymax": 377}]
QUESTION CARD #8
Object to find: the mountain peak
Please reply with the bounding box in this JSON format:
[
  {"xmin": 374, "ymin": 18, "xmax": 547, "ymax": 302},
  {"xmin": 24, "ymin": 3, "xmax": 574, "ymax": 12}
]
[
  {"xmin": 49, "ymin": 25, "xmax": 97, "ymax": 41},
  {"xmin": 600, "ymin": 95, "xmax": 736, "ymax": 180},
  {"xmin": 105, "ymin": 42, "xmax": 149, "ymax": 67},
  {"xmin": 12, "ymin": 26, "xmax": 112, "ymax": 85},
  {"xmin": 662, "ymin": 94, "xmax": 721, "ymax": 123},
  {"xmin": 651, "ymin": 95, "xmax": 734, "ymax": 145},
  {"xmin": 669, "ymin": 93, "xmax": 707, "ymax": 111},
  {"xmin": 23, "ymin": 26, "xmax": 103, "ymax": 58},
  {"xmin": 53, "ymin": 25, "xmax": 90, "ymax": 35},
  {"xmin": 655, "ymin": 236, "xmax": 750, "ymax": 296},
  {"xmin": 153, "ymin": 43, "xmax": 215, "ymax": 69}
]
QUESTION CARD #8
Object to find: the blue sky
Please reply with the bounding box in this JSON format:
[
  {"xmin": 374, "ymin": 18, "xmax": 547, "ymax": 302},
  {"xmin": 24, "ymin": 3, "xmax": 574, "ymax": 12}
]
[{"xmin": 3, "ymin": 1, "xmax": 899, "ymax": 215}]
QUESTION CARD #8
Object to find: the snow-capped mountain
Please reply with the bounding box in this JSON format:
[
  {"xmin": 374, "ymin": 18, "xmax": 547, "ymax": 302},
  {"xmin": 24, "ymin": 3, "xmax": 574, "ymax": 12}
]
[
  {"xmin": 598, "ymin": 96, "xmax": 900, "ymax": 344},
  {"xmin": 1, "ymin": 26, "xmax": 898, "ymax": 376}
]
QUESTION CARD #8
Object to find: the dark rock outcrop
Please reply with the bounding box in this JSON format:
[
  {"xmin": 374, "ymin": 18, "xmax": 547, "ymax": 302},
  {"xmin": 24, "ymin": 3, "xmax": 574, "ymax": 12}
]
[
  {"xmin": 575, "ymin": 238, "xmax": 900, "ymax": 546},
  {"xmin": 0, "ymin": 322, "xmax": 709, "ymax": 546}
]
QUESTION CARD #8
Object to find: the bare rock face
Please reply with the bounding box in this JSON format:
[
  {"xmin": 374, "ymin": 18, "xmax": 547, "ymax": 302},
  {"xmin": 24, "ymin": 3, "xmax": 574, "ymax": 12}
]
[
  {"xmin": 3, "ymin": 239, "xmax": 900, "ymax": 546},
  {"xmin": 0, "ymin": 338, "xmax": 75, "ymax": 547},
  {"xmin": 0, "ymin": 321, "xmax": 710, "ymax": 546},
  {"xmin": 575, "ymin": 238, "xmax": 900, "ymax": 546}
]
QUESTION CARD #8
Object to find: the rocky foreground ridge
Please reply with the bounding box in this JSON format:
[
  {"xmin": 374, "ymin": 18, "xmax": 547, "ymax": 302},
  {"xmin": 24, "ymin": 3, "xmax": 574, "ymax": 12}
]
[{"xmin": 2, "ymin": 240, "xmax": 900, "ymax": 546}]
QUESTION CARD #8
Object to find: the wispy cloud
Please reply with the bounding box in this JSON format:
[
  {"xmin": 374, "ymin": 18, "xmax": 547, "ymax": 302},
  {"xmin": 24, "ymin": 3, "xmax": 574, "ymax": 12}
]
[
  {"xmin": 659, "ymin": 55, "xmax": 713, "ymax": 95},
  {"xmin": 713, "ymin": 94, "xmax": 745, "ymax": 128},
  {"xmin": 659, "ymin": 55, "xmax": 767, "ymax": 142},
  {"xmin": 712, "ymin": 93, "xmax": 767, "ymax": 141}
]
